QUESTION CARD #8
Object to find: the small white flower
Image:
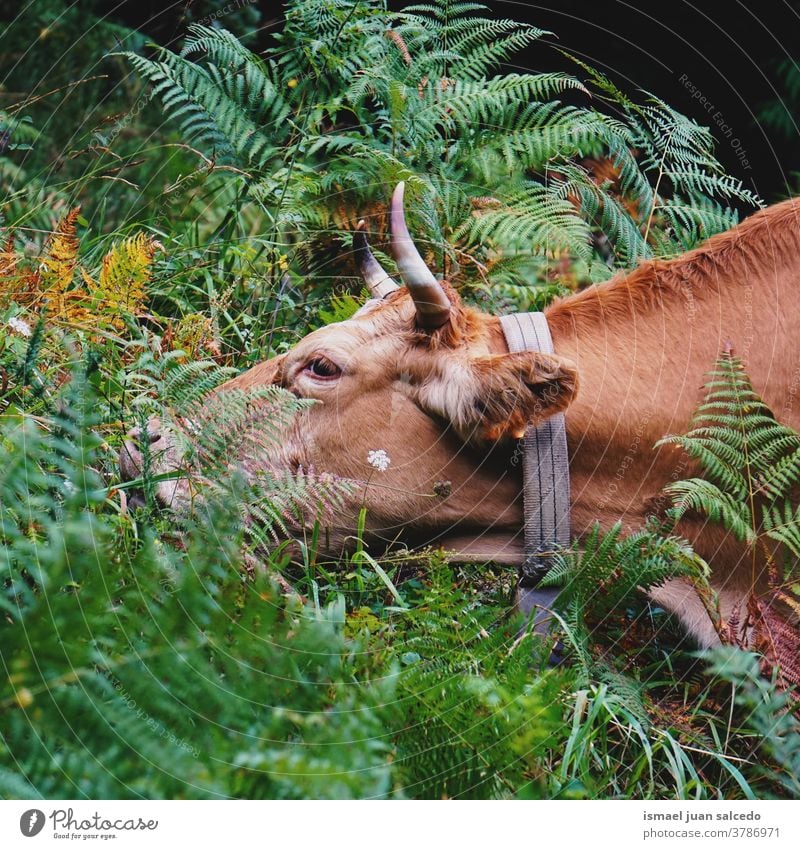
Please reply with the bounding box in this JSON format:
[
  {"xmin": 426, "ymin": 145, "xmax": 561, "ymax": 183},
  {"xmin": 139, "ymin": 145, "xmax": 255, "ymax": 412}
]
[
  {"xmin": 8, "ymin": 315, "xmax": 31, "ymax": 337},
  {"xmin": 367, "ymin": 449, "xmax": 391, "ymax": 472}
]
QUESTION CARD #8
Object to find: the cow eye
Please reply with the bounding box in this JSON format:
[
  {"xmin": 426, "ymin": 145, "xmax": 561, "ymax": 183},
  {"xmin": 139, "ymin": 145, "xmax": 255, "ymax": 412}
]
[{"xmin": 303, "ymin": 356, "xmax": 341, "ymax": 380}]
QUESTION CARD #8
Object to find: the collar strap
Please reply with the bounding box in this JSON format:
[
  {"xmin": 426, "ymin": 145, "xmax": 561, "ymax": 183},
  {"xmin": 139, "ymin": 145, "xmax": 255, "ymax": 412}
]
[{"xmin": 499, "ymin": 313, "xmax": 571, "ymax": 587}]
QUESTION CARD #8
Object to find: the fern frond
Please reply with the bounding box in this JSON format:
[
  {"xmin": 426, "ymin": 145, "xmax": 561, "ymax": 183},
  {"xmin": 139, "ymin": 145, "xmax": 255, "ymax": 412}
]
[
  {"xmin": 38, "ymin": 207, "xmax": 81, "ymax": 304},
  {"xmin": 543, "ymin": 523, "xmax": 710, "ymax": 670},
  {"xmin": 245, "ymin": 466, "xmax": 354, "ymax": 545},
  {"xmin": 161, "ymin": 359, "xmax": 239, "ymax": 411},
  {"xmin": 659, "ymin": 352, "xmax": 800, "ymax": 503},
  {"xmin": 664, "ymin": 478, "xmax": 756, "ymax": 543},
  {"xmin": 658, "ymin": 350, "xmax": 800, "ymax": 680},
  {"xmin": 87, "ymin": 232, "xmax": 161, "ymax": 326},
  {"xmin": 762, "ymin": 503, "xmax": 800, "ymax": 559}
]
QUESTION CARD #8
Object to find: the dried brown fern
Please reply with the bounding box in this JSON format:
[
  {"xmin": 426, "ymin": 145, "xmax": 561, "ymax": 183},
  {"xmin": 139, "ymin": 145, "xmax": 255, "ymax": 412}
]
[
  {"xmin": 0, "ymin": 232, "xmax": 19, "ymax": 277},
  {"xmin": 385, "ymin": 28, "xmax": 411, "ymax": 66},
  {"xmin": 167, "ymin": 313, "xmax": 220, "ymax": 360},
  {"xmin": 1, "ymin": 209, "xmax": 159, "ymax": 331},
  {"xmin": 717, "ymin": 586, "xmax": 800, "ymax": 695},
  {"xmin": 37, "ymin": 207, "xmax": 89, "ymax": 322},
  {"xmin": 0, "ymin": 231, "xmax": 37, "ymax": 309}
]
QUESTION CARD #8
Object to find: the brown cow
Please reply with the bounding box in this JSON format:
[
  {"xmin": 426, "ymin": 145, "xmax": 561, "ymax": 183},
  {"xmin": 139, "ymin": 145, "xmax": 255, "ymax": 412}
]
[{"xmin": 120, "ymin": 184, "xmax": 800, "ymax": 648}]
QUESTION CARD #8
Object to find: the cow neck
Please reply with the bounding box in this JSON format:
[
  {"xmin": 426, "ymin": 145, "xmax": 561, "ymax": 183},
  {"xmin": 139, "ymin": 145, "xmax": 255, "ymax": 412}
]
[{"xmin": 498, "ymin": 312, "xmax": 570, "ymax": 630}]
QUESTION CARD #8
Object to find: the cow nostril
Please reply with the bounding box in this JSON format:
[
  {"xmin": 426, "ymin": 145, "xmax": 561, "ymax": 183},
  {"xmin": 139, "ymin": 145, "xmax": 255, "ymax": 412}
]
[{"xmin": 145, "ymin": 429, "xmax": 161, "ymax": 444}]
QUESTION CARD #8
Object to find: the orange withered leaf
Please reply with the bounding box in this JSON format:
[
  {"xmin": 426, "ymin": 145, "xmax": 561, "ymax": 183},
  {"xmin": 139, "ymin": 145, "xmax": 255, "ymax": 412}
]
[{"xmin": 39, "ymin": 206, "xmax": 81, "ymax": 296}]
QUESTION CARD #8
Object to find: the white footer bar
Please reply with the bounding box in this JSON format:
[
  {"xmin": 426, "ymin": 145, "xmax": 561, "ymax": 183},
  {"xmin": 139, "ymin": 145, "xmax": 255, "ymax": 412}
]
[{"xmin": 1, "ymin": 799, "xmax": 796, "ymax": 849}]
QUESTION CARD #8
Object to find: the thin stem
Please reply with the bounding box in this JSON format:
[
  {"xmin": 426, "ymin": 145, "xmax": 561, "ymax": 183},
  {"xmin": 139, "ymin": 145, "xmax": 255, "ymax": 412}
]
[{"xmin": 643, "ymin": 126, "xmax": 675, "ymax": 245}]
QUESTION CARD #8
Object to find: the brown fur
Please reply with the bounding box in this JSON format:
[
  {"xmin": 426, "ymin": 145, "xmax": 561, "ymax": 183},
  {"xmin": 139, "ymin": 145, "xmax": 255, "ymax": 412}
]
[
  {"xmin": 548, "ymin": 197, "xmax": 800, "ymax": 333},
  {"xmin": 548, "ymin": 198, "xmax": 800, "ymax": 644}
]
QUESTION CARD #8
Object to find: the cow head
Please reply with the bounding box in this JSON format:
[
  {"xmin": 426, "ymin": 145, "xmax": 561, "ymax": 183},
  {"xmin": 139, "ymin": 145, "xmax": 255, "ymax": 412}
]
[{"xmin": 120, "ymin": 184, "xmax": 579, "ymax": 563}]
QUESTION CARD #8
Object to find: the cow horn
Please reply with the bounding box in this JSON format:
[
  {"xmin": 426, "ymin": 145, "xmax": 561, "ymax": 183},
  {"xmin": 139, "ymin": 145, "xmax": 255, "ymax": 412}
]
[
  {"xmin": 353, "ymin": 220, "xmax": 399, "ymax": 299},
  {"xmin": 390, "ymin": 182, "xmax": 451, "ymax": 329}
]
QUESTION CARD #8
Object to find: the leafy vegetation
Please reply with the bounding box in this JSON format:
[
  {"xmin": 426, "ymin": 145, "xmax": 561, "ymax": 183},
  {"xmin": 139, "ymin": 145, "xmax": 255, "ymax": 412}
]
[
  {"xmin": 658, "ymin": 352, "xmax": 800, "ymax": 689},
  {"xmin": 0, "ymin": 0, "xmax": 797, "ymax": 800},
  {"xmin": 119, "ymin": 0, "xmax": 761, "ymax": 309}
]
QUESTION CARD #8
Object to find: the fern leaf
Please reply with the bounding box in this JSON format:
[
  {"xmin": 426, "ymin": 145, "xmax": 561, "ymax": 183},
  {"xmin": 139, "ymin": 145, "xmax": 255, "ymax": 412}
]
[
  {"xmin": 664, "ymin": 478, "xmax": 756, "ymax": 543},
  {"xmin": 88, "ymin": 233, "xmax": 160, "ymax": 327},
  {"xmin": 37, "ymin": 207, "xmax": 87, "ymax": 321}
]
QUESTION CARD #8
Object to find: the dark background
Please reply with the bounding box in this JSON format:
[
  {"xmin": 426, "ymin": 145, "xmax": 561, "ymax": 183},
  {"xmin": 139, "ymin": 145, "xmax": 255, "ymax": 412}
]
[
  {"xmin": 33, "ymin": 0, "xmax": 800, "ymax": 202},
  {"xmin": 506, "ymin": 1, "xmax": 800, "ymax": 203}
]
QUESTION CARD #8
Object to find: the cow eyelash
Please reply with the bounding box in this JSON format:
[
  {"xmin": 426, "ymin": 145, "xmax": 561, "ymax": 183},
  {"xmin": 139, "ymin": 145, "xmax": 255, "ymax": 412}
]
[{"xmin": 303, "ymin": 355, "xmax": 342, "ymax": 379}]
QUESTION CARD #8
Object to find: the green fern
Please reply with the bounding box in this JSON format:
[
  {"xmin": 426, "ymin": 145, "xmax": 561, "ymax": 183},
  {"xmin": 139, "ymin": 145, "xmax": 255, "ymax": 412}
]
[
  {"xmin": 542, "ymin": 522, "xmax": 710, "ymax": 671},
  {"xmin": 1, "ymin": 357, "xmax": 392, "ymax": 799},
  {"xmin": 161, "ymin": 359, "xmax": 239, "ymax": 411},
  {"xmin": 14, "ymin": 313, "xmax": 47, "ymax": 394},
  {"xmin": 658, "ymin": 351, "xmax": 800, "ymax": 554},
  {"xmin": 654, "ymin": 351, "xmax": 800, "ymax": 691},
  {"xmin": 123, "ymin": 0, "xmax": 761, "ymax": 309},
  {"xmin": 391, "ymin": 564, "xmax": 568, "ymax": 798}
]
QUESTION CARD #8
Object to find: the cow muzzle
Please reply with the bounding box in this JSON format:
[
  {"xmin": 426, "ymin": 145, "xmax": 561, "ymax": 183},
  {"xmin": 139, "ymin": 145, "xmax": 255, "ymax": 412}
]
[{"xmin": 118, "ymin": 416, "xmax": 190, "ymax": 509}]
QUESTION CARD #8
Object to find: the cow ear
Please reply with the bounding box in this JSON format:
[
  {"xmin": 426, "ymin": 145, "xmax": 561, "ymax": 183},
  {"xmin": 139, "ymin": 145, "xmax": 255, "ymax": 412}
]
[{"xmin": 456, "ymin": 351, "xmax": 578, "ymax": 442}]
